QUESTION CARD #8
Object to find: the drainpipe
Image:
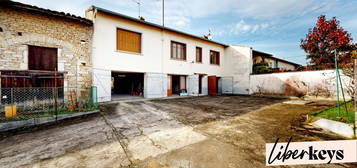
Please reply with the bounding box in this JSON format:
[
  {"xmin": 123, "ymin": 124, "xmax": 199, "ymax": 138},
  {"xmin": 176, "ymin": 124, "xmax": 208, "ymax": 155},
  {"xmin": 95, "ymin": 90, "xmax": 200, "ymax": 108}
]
[
  {"xmin": 353, "ymin": 59, "xmax": 357, "ymax": 138},
  {"xmin": 161, "ymin": 0, "xmax": 165, "ymax": 96}
]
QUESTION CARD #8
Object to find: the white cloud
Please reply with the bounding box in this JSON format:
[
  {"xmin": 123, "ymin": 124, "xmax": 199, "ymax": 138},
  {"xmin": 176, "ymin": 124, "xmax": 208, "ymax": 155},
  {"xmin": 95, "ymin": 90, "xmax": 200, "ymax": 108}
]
[
  {"xmin": 12, "ymin": 0, "xmax": 336, "ymax": 33},
  {"xmin": 156, "ymin": 0, "xmax": 333, "ymax": 19},
  {"xmin": 230, "ymin": 20, "xmax": 269, "ymax": 34},
  {"xmin": 12, "ymin": 0, "xmax": 335, "ymax": 36}
]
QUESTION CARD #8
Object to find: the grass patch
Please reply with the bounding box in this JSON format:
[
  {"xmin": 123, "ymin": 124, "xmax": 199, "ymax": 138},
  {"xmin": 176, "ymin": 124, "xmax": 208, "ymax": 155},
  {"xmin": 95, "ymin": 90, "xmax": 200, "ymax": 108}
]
[{"xmin": 311, "ymin": 101, "xmax": 355, "ymax": 124}]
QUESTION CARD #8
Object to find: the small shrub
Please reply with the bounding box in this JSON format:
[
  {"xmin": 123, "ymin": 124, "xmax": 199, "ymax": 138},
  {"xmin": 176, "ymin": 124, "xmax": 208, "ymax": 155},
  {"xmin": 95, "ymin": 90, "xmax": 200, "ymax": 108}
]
[{"xmin": 253, "ymin": 62, "xmax": 273, "ymax": 74}]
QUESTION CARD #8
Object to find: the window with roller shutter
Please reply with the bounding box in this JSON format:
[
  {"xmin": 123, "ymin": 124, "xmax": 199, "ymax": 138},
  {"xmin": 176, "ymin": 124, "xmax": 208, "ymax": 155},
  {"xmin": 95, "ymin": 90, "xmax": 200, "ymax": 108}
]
[{"xmin": 117, "ymin": 28, "xmax": 142, "ymax": 53}]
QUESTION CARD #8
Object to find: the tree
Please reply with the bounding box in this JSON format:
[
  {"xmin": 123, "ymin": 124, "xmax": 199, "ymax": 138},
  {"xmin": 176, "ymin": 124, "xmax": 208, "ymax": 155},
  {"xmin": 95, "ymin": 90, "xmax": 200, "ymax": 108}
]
[{"xmin": 300, "ymin": 15, "xmax": 354, "ymax": 69}]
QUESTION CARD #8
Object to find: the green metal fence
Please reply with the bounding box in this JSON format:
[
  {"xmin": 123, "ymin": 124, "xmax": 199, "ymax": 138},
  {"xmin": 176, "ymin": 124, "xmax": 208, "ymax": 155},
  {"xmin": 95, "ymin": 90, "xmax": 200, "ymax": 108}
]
[{"xmin": 0, "ymin": 86, "xmax": 98, "ymax": 123}]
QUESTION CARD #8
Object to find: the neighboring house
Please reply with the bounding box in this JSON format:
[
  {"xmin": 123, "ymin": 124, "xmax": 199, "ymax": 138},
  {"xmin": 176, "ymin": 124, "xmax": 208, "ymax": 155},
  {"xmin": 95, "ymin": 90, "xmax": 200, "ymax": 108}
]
[
  {"xmin": 0, "ymin": 1, "xmax": 93, "ymax": 99},
  {"xmin": 253, "ymin": 50, "xmax": 300, "ymax": 70}
]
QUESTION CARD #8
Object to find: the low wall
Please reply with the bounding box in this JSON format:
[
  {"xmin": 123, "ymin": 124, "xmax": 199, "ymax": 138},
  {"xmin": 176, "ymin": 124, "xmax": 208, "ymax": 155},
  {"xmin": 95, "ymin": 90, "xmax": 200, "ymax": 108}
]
[{"xmin": 250, "ymin": 70, "xmax": 353, "ymax": 99}]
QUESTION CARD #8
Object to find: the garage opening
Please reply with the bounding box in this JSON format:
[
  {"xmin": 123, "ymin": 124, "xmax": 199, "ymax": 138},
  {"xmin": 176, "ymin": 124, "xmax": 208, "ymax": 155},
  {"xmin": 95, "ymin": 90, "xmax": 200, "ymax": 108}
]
[
  {"xmin": 168, "ymin": 75, "xmax": 186, "ymax": 96},
  {"xmin": 111, "ymin": 72, "xmax": 144, "ymax": 100},
  {"xmin": 198, "ymin": 75, "xmax": 203, "ymax": 94}
]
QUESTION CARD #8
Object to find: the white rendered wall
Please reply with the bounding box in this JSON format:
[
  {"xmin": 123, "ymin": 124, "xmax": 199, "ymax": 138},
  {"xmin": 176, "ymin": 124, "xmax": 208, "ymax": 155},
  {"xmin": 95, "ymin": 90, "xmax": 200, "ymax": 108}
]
[
  {"xmin": 224, "ymin": 45, "xmax": 252, "ymax": 94},
  {"xmin": 221, "ymin": 77, "xmax": 233, "ymax": 94},
  {"xmin": 93, "ymin": 69, "xmax": 111, "ymax": 102},
  {"xmin": 144, "ymin": 73, "xmax": 168, "ymax": 98},
  {"xmin": 277, "ymin": 61, "xmax": 296, "ymax": 70},
  {"xmin": 187, "ymin": 75, "xmax": 199, "ymax": 96},
  {"xmin": 202, "ymin": 76, "xmax": 208, "ymax": 95},
  {"xmin": 250, "ymin": 70, "xmax": 353, "ymax": 99},
  {"xmin": 92, "ymin": 13, "xmax": 225, "ymax": 76},
  {"xmin": 90, "ymin": 12, "xmax": 226, "ymax": 101}
]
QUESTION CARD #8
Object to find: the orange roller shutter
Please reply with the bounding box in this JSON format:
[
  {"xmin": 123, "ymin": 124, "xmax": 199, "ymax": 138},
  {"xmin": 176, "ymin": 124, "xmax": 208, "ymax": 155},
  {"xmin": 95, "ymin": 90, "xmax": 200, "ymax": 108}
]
[{"xmin": 117, "ymin": 28, "xmax": 141, "ymax": 53}]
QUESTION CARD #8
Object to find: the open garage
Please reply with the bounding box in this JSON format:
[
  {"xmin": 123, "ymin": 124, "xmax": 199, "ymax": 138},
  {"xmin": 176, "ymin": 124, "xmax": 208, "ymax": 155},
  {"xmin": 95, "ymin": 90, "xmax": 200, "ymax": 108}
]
[{"xmin": 111, "ymin": 72, "xmax": 144, "ymax": 99}]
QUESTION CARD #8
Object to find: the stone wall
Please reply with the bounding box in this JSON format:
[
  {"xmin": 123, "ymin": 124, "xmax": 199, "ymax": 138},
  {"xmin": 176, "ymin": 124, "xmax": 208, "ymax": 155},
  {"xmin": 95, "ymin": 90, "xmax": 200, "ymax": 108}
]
[{"xmin": 0, "ymin": 7, "xmax": 93, "ymax": 90}]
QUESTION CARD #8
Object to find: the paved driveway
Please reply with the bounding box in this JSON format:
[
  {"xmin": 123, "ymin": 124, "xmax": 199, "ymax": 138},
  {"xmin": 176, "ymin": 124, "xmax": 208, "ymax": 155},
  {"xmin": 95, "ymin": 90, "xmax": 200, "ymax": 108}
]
[{"xmin": 0, "ymin": 96, "xmax": 349, "ymax": 168}]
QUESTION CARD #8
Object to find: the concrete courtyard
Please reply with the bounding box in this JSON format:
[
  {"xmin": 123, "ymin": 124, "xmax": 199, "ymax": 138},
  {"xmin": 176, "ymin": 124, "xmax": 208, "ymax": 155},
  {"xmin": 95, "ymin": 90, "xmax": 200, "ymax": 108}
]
[{"xmin": 0, "ymin": 95, "xmax": 353, "ymax": 168}]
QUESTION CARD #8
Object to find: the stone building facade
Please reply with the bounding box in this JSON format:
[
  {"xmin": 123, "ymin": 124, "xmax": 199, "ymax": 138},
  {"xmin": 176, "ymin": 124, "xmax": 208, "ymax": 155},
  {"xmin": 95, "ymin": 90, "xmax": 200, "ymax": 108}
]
[{"xmin": 0, "ymin": 1, "xmax": 93, "ymax": 91}]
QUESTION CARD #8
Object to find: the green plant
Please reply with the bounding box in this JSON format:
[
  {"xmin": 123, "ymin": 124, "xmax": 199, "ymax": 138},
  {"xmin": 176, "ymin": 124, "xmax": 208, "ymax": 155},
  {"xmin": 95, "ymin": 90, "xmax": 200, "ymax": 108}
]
[
  {"xmin": 253, "ymin": 62, "xmax": 273, "ymax": 74},
  {"xmin": 311, "ymin": 101, "xmax": 355, "ymax": 124}
]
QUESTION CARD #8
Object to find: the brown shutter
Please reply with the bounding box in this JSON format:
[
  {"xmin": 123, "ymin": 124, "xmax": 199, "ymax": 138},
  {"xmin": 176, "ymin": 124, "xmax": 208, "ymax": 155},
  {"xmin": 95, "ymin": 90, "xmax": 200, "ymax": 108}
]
[
  {"xmin": 117, "ymin": 28, "xmax": 141, "ymax": 53},
  {"xmin": 28, "ymin": 46, "xmax": 57, "ymax": 71},
  {"xmin": 182, "ymin": 44, "xmax": 186, "ymax": 60}
]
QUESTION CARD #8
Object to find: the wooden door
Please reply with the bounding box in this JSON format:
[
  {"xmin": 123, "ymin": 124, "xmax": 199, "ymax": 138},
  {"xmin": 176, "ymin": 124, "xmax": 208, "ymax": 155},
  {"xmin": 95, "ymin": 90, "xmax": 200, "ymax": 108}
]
[
  {"xmin": 208, "ymin": 76, "xmax": 217, "ymax": 96},
  {"xmin": 167, "ymin": 75, "xmax": 172, "ymax": 96}
]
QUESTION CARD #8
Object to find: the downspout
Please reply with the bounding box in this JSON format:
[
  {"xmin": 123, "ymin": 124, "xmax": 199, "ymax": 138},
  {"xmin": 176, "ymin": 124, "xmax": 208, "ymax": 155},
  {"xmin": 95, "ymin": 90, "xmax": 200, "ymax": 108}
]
[
  {"xmin": 161, "ymin": 0, "xmax": 165, "ymax": 96},
  {"xmin": 248, "ymin": 47, "xmax": 253, "ymax": 95}
]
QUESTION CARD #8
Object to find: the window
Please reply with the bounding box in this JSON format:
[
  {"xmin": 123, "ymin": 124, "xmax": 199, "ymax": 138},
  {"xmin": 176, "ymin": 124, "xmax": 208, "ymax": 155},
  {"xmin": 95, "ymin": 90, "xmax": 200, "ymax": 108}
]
[
  {"xmin": 210, "ymin": 50, "xmax": 220, "ymax": 65},
  {"xmin": 117, "ymin": 28, "xmax": 141, "ymax": 53},
  {"xmin": 171, "ymin": 41, "xmax": 186, "ymax": 60},
  {"xmin": 196, "ymin": 47, "xmax": 202, "ymax": 63},
  {"xmin": 28, "ymin": 46, "xmax": 57, "ymax": 71}
]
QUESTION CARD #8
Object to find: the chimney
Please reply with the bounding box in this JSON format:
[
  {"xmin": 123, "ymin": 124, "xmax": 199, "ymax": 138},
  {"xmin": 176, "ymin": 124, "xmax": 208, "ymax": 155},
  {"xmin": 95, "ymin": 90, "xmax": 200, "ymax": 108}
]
[{"xmin": 139, "ymin": 16, "xmax": 145, "ymax": 21}]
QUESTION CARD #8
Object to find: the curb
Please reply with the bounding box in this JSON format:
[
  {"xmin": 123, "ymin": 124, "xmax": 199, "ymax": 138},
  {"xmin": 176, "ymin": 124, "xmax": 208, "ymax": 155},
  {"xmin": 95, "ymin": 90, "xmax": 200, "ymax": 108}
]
[
  {"xmin": 0, "ymin": 110, "xmax": 100, "ymax": 132},
  {"xmin": 313, "ymin": 118, "xmax": 354, "ymax": 138}
]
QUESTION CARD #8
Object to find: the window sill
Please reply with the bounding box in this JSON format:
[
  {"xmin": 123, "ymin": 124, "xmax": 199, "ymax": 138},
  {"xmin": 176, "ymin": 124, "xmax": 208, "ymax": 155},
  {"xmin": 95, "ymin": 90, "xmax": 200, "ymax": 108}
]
[
  {"xmin": 115, "ymin": 50, "xmax": 143, "ymax": 56},
  {"xmin": 170, "ymin": 58, "xmax": 187, "ymax": 62},
  {"xmin": 210, "ymin": 64, "xmax": 220, "ymax": 66}
]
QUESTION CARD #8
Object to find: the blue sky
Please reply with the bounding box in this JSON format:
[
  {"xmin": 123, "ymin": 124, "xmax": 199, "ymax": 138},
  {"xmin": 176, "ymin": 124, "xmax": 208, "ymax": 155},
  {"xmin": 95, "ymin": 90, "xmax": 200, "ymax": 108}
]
[{"xmin": 15, "ymin": 0, "xmax": 357, "ymax": 65}]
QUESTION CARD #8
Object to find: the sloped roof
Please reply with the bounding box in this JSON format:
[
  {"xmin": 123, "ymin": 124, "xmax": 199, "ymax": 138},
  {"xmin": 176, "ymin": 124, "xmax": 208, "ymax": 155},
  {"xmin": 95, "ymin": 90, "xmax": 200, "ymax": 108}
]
[
  {"xmin": 253, "ymin": 50, "xmax": 301, "ymax": 66},
  {"xmin": 1, "ymin": 0, "xmax": 92, "ymax": 25},
  {"xmin": 89, "ymin": 6, "xmax": 228, "ymax": 47}
]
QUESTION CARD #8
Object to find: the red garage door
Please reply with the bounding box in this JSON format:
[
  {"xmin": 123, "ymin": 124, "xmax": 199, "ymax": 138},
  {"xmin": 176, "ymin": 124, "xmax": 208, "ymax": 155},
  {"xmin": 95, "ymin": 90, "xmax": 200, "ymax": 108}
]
[{"xmin": 208, "ymin": 76, "xmax": 217, "ymax": 96}]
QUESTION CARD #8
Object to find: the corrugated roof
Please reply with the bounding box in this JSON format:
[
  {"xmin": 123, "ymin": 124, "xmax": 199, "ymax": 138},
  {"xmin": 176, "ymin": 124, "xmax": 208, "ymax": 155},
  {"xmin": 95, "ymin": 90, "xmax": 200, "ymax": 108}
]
[
  {"xmin": 1, "ymin": 0, "xmax": 92, "ymax": 25},
  {"xmin": 89, "ymin": 6, "xmax": 228, "ymax": 47}
]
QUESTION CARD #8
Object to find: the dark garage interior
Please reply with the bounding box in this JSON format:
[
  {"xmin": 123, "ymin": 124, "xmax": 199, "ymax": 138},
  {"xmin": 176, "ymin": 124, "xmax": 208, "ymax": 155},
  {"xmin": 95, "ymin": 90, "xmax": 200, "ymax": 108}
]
[
  {"xmin": 111, "ymin": 72, "xmax": 144, "ymax": 98},
  {"xmin": 172, "ymin": 75, "xmax": 180, "ymax": 95}
]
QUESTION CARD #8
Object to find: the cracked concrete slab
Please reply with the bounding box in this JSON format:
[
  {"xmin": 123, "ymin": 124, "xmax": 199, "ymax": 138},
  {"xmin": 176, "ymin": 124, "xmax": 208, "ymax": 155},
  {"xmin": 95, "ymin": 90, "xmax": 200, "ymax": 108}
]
[
  {"xmin": 28, "ymin": 141, "xmax": 131, "ymax": 168},
  {"xmin": 128, "ymin": 127, "xmax": 206, "ymax": 161},
  {"xmin": 0, "ymin": 115, "xmax": 115, "ymax": 168},
  {"xmin": 0, "ymin": 96, "xmax": 352, "ymax": 168},
  {"xmin": 102, "ymin": 101, "xmax": 207, "ymax": 162}
]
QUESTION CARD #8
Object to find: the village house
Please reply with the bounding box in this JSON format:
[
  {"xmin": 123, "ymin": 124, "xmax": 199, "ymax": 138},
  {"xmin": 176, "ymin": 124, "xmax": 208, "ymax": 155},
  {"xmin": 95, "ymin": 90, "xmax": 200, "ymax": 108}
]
[
  {"xmin": 0, "ymin": 1, "xmax": 93, "ymax": 100},
  {"xmin": 86, "ymin": 6, "xmax": 232, "ymax": 102},
  {"xmin": 252, "ymin": 50, "xmax": 301, "ymax": 70},
  {"xmin": 0, "ymin": 1, "xmax": 301, "ymax": 103},
  {"xmin": 85, "ymin": 6, "xmax": 300, "ymax": 102}
]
